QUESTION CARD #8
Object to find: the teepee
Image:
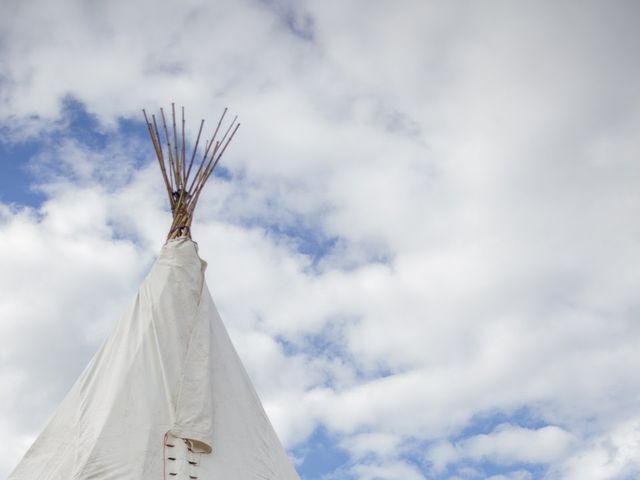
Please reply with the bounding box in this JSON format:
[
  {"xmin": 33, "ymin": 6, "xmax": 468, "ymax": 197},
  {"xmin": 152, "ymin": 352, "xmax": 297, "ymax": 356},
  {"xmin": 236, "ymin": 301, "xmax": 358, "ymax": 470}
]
[{"xmin": 9, "ymin": 105, "xmax": 301, "ymax": 480}]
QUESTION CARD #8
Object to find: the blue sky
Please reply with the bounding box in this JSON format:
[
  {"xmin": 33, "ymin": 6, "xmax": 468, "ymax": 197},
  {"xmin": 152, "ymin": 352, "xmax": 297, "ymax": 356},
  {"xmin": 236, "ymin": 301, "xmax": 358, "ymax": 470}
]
[
  {"xmin": 0, "ymin": 134, "xmax": 43, "ymax": 205},
  {"xmin": 2, "ymin": 1, "xmax": 640, "ymax": 479}
]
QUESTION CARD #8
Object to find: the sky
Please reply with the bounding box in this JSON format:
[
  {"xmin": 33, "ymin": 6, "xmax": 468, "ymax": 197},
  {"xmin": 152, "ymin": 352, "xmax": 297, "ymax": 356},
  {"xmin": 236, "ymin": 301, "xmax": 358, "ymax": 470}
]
[{"xmin": 1, "ymin": 1, "xmax": 640, "ymax": 479}]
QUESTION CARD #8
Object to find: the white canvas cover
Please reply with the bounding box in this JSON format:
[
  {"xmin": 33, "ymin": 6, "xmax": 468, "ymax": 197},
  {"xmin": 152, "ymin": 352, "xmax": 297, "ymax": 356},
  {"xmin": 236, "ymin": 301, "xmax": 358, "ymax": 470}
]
[{"xmin": 10, "ymin": 239, "xmax": 300, "ymax": 480}]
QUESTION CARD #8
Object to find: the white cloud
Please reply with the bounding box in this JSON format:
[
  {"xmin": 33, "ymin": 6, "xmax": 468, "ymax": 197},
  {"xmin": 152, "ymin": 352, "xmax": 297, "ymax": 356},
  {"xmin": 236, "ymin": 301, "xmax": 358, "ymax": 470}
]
[
  {"xmin": 340, "ymin": 432, "xmax": 404, "ymax": 461},
  {"xmin": 487, "ymin": 472, "xmax": 532, "ymax": 480},
  {"xmin": 426, "ymin": 424, "xmax": 574, "ymax": 471},
  {"xmin": 553, "ymin": 418, "xmax": 640, "ymax": 480},
  {"xmin": 350, "ymin": 460, "xmax": 426, "ymax": 480}
]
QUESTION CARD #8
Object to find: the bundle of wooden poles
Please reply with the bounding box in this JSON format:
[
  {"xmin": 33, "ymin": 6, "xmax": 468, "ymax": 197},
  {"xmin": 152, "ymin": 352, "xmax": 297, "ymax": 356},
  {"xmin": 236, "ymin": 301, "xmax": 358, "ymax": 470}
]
[{"xmin": 142, "ymin": 104, "xmax": 239, "ymax": 240}]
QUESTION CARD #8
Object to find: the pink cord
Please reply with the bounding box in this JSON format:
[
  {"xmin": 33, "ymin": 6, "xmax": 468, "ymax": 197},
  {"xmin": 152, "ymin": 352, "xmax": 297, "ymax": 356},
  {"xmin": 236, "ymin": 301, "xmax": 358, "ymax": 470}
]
[{"xmin": 162, "ymin": 432, "xmax": 168, "ymax": 480}]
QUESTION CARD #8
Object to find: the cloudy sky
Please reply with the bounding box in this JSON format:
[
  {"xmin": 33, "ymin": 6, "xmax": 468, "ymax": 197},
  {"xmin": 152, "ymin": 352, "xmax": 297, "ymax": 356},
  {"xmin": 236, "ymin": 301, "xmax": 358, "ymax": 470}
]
[{"xmin": 1, "ymin": 1, "xmax": 640, "ymax": 479}]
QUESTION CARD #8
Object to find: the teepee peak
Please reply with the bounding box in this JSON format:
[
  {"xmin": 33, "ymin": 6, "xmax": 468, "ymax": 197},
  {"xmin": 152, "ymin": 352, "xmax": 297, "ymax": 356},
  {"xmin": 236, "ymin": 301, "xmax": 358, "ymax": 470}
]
[{"xmin": 142, "ymin": 104, "xmax": 239, "ymax": 240}]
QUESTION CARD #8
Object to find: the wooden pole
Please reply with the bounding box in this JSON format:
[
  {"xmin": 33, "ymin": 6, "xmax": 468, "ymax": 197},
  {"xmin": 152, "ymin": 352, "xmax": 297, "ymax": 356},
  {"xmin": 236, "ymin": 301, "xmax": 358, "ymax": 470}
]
[
  {"xmin": 159, "ymin": 108, "xmax": 176, "ymax": 195},
  {"xmin": 142, "ymin": 105, "xmax": 239, "ymax": 240}
]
